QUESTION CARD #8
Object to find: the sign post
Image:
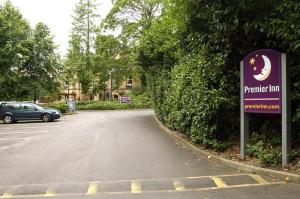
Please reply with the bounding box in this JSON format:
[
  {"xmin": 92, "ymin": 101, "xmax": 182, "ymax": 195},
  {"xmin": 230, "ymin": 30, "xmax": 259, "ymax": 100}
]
[
  {"xmin": 240, "ymin": 61, "xmax": 249, "ymax": 159},
  {"xmin": 240, "ymin": 49, "xmax": 291, "ymax": 167},
  {"xmin": 67, "ymin": 99, "xmax": 76, "ymax": 113},
  {"xmin": 281, "ymin": 54, "xmax": 291, "ymax": 166}
]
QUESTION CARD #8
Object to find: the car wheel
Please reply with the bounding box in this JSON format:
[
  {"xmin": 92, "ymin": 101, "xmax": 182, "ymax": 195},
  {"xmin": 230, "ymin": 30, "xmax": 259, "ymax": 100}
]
[
  {"xmin": 42, "ymin": 113, "xmax": 52, "ymax": 122},
  {"xmin": 3, "ymin": 115, "xmax": 13, "ymax": 124}
]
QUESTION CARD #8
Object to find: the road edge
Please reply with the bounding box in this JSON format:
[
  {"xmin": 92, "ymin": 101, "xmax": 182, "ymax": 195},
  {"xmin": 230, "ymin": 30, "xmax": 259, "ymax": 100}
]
[{"xmin": 153, "ymin": 115, "xmax": 300, "ymax": 184}]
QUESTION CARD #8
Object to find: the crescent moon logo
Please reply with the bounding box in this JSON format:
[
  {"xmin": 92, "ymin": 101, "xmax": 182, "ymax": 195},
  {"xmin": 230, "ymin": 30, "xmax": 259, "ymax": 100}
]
[{"xmin": 253, "ymin": 55, "xmax": 272, "ymax": 81}]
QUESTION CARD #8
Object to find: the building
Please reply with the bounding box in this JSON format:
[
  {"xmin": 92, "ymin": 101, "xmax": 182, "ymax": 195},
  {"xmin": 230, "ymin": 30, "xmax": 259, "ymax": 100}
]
[{"xmin": 60, "ymin": 75, "xmax": 141, "ymax": 102}]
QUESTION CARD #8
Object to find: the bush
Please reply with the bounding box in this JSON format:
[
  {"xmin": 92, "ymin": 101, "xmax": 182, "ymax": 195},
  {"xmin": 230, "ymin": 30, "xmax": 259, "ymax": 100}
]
[
  {"xmin": 247, "ymin": 132, "xmax": 281, "ymax": 166},
  {"xmin": 44, "ymin": 101, "xmax": 70, "ymax": 113},
  {"xmin": 136, "ymin": 0, "xmax": 300, "ymax": 165},
  {"xmin": 76, "ymin": 94, "xmax": 152, "ymax": 111},
  {"xmin": 131, "ymin": 87, "xmax": 145, "ymax": 96},
  {"xmin": 150, "ymin": 49, "xmax": 238, "ymax": 151}
]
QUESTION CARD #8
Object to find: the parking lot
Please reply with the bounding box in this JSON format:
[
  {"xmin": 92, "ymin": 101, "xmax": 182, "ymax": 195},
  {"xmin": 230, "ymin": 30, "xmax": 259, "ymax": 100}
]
[
  {"xmin": 0, "ymin": 111, "xmax": 299, "ymax": 199},
  {"xmin": 0, "ymin": 117, "xmax": 70, "ymax": 152}
]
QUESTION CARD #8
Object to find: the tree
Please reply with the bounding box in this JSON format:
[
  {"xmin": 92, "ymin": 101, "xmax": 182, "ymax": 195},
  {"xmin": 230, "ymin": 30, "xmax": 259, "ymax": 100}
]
[
  {"xmin": 64, "ymin": 34, "xmax": 83, "ymax": 98},
  {"xmin": 150, "ymin": 0, "xmax": 300, "ymax": 155},
  {"xmin": 23, "ymin": 22, "xmax": 61, "ymax": 102},
  {"xmin": 101, "ymin": 0, "xmax": 164, "ymax": 91},
  {"xmin": 0, "ymin": 1, "xmax": 32, "ymax": 100},
  {"xmin": 93, "ymin": 34, "xmax": 132, "ymax": 95},
  {"xmin": 103, "ymin": 0, "xmax": 163, "ymax": 46},
  {"xmin": 69, "ymin": 0, "xmax": 99, "ymax": 95},
  {"xmin": 93, "ymin": 34, "xmax": 120, "ymax": 92},
  {"xmin": 0, "ymin": 2, "xmax": 61, "ymax": 101}
]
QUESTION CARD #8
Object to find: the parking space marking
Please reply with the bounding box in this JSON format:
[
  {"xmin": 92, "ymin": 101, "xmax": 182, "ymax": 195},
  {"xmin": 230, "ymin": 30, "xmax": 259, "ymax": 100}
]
[
  {"xmin": 0, "ymin": 137, "xmax": 35, "ymax": 151},
  {"xmin": 0, "ymin": 143, "xmax": 20, "ymax": 151},
  {"xmin": 0, "ymin": 192, "xmax": 13, "ymax": 198},
  {"xmin": 0, "ymin": 186, "xmax": 16, "ymax": 198},
  {"xmin": 0, "ymin": 137, "xmax": 33, "ymax": 141},
  {"xmin": 131, "ymin": 181, "xmax": 141, "ymax": 193},
  {"xmin": 187, "ymin": 174, "xmax": 246, "ymax": 179},
  {"xmin": 86, "ymin": 182, "xmax": 98, "ymax": 195},
  {"xmin": 44, "ymin": 186, "xmax": 56, "ymax": 196},
  {"xmin": 0, "ymin": 182, "xmax": 286, "ymax": 198},
  {"xmin": 0, "ymin": 126, "xmax": 61, "ymax": 130},
  {"xmin": 0, "ymin": 131, "xmax": 48, "ymax": 135},
  {"xmin": 173, "ymin": 180, "xmax": 185, "ymax": 191},
  {"xmin": 210, "ymin": 177, "xmax": 228, "ymax": 188},
  {"xmin": 249, "ymin": 174, "xmax": 269, "ymax": 185},
  {"xmin": 0, "ymin": 174, "xmax": 286, "ymax": 198}
]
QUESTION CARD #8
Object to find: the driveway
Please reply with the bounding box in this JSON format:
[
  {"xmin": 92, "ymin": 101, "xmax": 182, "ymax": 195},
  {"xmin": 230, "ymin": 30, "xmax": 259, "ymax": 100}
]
[{"xmin": 0, "ymin": 110, "xmax": 299, "ymax": 198}]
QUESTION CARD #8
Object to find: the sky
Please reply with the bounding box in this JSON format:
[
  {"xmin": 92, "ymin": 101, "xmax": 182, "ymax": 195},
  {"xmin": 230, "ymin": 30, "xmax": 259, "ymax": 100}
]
[{"xmin": 5, "ymin": 0, "xmax": 114, "ymax": 56}]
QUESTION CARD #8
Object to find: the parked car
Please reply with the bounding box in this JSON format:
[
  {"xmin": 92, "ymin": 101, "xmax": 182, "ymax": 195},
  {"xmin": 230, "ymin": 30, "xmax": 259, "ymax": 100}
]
[
  {"xmin": 0, "ymin": 102, "xmax": 61, "ymax": 124},
  {"xmin": 0, "ymin": 101, "xmax": 13, "ymax": 106}
]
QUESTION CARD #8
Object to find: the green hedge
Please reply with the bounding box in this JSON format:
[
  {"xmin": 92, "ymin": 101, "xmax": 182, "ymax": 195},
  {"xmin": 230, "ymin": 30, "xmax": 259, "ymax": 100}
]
[
  {"xmin": 76, "ymin": 100, "xmax": 151, "ymax": 110},
  {"xmin": 44, "ymin": 101, "xmax": 70, "ymax": 113},
  {"xmin": 150, "ymin": 49, "xmax": 238, "ymax": 150},
  {"xmin": 76, "ymin": 93, "xmax": 152, "ymax": 110},
  {"xmin": 136, "ymin": 0, "xmax": 300, "ymax": 164}
]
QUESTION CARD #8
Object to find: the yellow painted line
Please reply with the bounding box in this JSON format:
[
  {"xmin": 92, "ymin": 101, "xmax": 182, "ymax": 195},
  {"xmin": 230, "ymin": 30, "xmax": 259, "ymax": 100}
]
[
  {"xmin": 173, "ymin": 180, "xmax": 185, "ymax": 191},
  {"xmin": 131, "ymin": 181, "xmax": 141, "ymax": 193},
  {"xmin": 210, "ymin": 177, "xmax": 228, "ymax": 188},
  {"xmin": 249, "ymin": 174, "xmax": 269, "ymax": 184},
  {"xmin": 86, "ymin": 182, "xmax": 98, "ymax": 195},
  {"xmin": 221, "ymin": 181, "xmax": 285, "ymax": 189},
  {"xmin": 0, "ymin": 192, "xmax": 13, "ymax": 198},
  {"xmin": 0, "ymin": 174, "xmax": 251, "ymax": 189},
  {"xmin": 187, "ymin": 173, "xmax": 246, "ymax": 179},
  {"xmin": 44, "ymin": 186, "xmax": 56, "ymax": 196},
  {"xmin": 0, "ymin": 182, "xmax": 285, "ymax": 198}
]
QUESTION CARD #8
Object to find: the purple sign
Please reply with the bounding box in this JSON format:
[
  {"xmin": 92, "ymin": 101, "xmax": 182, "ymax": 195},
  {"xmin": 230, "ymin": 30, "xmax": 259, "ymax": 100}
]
[
  {"xmin": 243, "ymin": 49, "xmax": 281, "ymax": 114},
  {"xmin": 120, "ymin": 96, "xmax": 130, "ymax": 103}
]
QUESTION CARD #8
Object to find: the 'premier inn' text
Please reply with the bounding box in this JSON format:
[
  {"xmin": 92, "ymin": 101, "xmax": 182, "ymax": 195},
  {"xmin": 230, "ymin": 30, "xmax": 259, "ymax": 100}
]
[{"xmin": 244, "ymin": 85, "xmax": 280, "ymax": 93}]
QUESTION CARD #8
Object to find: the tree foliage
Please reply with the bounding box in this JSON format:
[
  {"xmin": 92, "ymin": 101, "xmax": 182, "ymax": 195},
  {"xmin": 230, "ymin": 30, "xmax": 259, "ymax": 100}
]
[
  {"xmin": 27, "ymin": 23, "xmax": 62, "ymax": 101},
  {"xmin": 93, "ymin": 34, "xmax": 123, "ymax": 92},
  {"xmin": 0, "ymin": 1, "xmax": 61, "ymax": 101},
  {"xmin": 67, "ymin": 0, "xmax": 99, "ymax": 94},
  {"xmin": 103, "ymin": 0, "xmax": 163, "ymax": 46},
  {"xmin": 108, "ymin": 0, "xmax": 300, "ymax": 153}
]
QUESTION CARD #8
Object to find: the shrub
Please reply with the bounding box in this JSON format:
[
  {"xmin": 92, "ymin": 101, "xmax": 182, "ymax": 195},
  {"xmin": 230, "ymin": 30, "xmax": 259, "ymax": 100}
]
[
  {"xmin": 45, "ymin": 101, "xmax": 70, "ymax": 113},
  {"xmin": 131, "ymin": 87, "xmax": 145, "ymax": 96},
  {"xmin": 247, "ymin": 132, "xmax": 282, "ymax": 166},
  {"xmin": 76, "ymin": 93, "xmax": 152, "ymax": 111},
  {"xmin": 151, "ymin": 48, "xmax": 238, "ymax": 151}
]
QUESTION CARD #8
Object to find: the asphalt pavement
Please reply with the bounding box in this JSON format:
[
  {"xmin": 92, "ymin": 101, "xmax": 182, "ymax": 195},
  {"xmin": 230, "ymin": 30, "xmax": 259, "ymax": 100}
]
[{"xmin": 0, "ymin": 110, "xmax": 299, "ymax": 199}]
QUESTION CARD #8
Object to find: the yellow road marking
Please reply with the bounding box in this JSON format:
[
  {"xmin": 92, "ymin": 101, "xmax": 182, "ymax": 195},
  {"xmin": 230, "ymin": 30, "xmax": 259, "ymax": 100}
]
[
  {"xmin": 131, "ymin": 181, "xmax": 141, "ymax": 193},
  {"xmin": 210, "ymin": 177, "xmax": 228, "ymax": 188},
  {"xmin": 0, "ymin": 173, "xmax": 259, "ymax": 189},
  {"xmin": 187, "ymin": 174, "xmax": 246, "ymax": 179},
  {"xmin": 0, "ymin": 182, "xmax": 285, "ymax": 198},
  {"xmin": 0, "ymin": 192, "xmax": 13, "ymax": 198},
  {"xmin": 44, "ymin": 186, "xmax": 56, "ymax": 196},
  {"xmin": 173, "ymin": 180, "xmax": 185, "ymax": 191},
  {"xmin": 249, "ymin": 174, "xmax": 269, "ymax": 184},
  {"xmin": 86, "ymin": 182, "xmax": 98, "ymax": 195}
]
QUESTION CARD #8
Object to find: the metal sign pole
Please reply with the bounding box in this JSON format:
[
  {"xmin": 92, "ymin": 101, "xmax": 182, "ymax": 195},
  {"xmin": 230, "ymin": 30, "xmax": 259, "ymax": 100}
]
[
  {"xmin": 240, "ymin": 61, "xmax": 249, "ymax": 159},
  {"xmin": 281, "ymin": 53, "xmax": 291, "ymax": 167}
]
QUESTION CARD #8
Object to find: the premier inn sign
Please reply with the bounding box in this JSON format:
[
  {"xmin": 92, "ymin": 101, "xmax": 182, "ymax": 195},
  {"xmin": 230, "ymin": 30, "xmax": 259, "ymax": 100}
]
[
  {"xmin": 240, "ymin": 49, "xmax": 291, "ymax": 167},
  {"xmin": 242, "ymin": 49, "xmax": 281, "ymax": 114}
]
